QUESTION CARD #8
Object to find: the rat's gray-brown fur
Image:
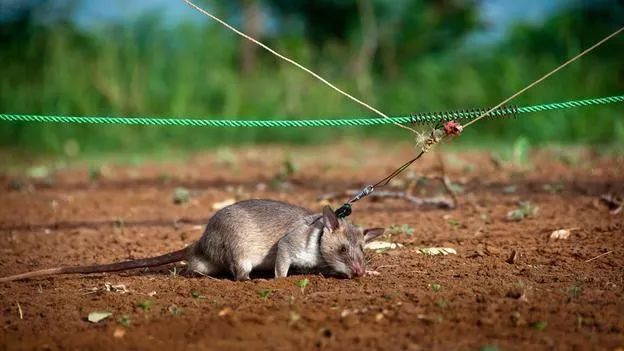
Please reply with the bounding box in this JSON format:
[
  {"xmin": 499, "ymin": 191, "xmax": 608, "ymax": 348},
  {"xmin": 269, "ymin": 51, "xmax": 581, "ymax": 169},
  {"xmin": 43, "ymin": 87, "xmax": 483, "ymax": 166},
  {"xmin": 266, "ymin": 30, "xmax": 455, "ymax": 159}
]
[{"xmin": 0, "ymin": 199, "xmax": 384, "ymax": 282}]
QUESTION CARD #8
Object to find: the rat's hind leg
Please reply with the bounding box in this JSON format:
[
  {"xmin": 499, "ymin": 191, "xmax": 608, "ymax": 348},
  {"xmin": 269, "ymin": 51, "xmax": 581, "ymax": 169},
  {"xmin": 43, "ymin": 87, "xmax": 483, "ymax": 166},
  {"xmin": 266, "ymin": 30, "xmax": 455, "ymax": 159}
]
[{"xmin": 187, "ymin": 255, "xmax": 220, "ymax": 276}]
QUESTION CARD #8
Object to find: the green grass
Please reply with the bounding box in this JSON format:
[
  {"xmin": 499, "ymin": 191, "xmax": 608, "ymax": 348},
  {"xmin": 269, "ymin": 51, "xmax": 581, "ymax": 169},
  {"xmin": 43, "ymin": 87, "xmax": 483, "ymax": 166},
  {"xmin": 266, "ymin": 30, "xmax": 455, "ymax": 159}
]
[{"xmin": 1, "ymin": 17, "xmax": 622, "ymax": 158}]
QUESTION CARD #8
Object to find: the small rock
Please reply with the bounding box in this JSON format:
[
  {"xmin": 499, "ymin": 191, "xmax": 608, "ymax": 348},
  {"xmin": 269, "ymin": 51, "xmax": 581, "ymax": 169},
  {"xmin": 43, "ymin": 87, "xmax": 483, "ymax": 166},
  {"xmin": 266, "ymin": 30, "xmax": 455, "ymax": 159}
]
[
  {"xmin": 506, "ymin": 250, "xmax": 520, "ymax": 264},
  {"xmin": 416, "ymin": 314, "xmax": 435, "ymax": 325},
  {"xmin": 113, "ymin": 327, "xmax": 126, "ymax": 338},
  {"xmin": 218, "ymin": 307, "xmax": 233, "ymax": 317},
  {"xmin": 288, "ymin": 311, "xmax": 301, "ymax": 327},
  {"xmin": 550, "ymin": 229, "xmax": 571, "ymax": 240},
  {"xmin": 506, "ymin": 290, "xmax": 523, "ymax": 299},
  {"xmin": 599, "ymin": 193, "xmax": 623, "ymax": 215}
]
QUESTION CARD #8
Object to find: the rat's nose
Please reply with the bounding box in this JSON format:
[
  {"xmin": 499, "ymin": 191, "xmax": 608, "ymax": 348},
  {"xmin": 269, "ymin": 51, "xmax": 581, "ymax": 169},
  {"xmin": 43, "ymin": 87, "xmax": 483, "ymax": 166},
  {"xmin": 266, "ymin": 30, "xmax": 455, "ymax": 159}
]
[{"xmin": 351, "ymin": 263, "xmax": 364, "ymax": 277}]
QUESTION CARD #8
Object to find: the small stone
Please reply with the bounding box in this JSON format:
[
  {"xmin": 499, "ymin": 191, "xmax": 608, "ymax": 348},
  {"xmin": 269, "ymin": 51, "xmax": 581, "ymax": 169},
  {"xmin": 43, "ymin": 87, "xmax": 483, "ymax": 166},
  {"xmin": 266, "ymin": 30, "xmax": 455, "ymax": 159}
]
[
  {"xmin": 288, "ymin": 311, "xmax": 301, "ymax": 327},
  {"xmin": 416, "ymin": 314, "xmax": 435, "ymax": 325},
  {"xmin": 506, "ymin": 250, "xmax": 519, "ymax": 264},
  {"xmin": 550, "ymin": 229, "xmax": 571, "ymax": 240},
  {"xmin": 113, "ymin": 327, "xmax": 126, "ymax": 339},
  {"xmin": 218, "ymin": 307, "xmax": 233, "ymax": 317}
]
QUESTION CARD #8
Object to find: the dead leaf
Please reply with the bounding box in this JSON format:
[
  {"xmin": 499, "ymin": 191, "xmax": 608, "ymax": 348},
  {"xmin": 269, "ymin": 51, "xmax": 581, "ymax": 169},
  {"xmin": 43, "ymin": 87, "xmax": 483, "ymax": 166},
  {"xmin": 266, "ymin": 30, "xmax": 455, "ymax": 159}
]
[
  {"xmin": 417, "ymin": 247, "xmax": 457, "ymax": 256},
  {"xmin": 87, "ymin": 311, "xmax": 112, "ymax": 323},
  {"xmin": 104, "ymin": 283, "xmax": 128, "ymax": 293},
  {"xmin": 364, "ymin": 241, "xmax": 403, "ymax": 252},
  {"xmin": 84, "ymin": 283, "xmax": 129, "ymax": 295}
]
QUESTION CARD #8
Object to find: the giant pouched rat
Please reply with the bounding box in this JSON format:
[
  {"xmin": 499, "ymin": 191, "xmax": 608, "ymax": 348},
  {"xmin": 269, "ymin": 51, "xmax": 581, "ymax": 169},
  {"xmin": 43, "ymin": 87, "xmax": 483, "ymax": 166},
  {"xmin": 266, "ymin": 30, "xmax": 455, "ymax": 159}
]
[{"xmin": 0, "ymin": 199, "xmax": 385, "ymax": 282}]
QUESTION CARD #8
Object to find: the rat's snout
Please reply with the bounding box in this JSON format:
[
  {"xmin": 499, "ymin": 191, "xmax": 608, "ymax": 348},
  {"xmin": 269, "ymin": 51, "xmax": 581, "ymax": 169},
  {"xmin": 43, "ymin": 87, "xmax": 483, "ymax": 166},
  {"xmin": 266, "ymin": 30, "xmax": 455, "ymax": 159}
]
[{"xmin": 350, "ymin": 262, "xmax": 365, "ymax": 277}]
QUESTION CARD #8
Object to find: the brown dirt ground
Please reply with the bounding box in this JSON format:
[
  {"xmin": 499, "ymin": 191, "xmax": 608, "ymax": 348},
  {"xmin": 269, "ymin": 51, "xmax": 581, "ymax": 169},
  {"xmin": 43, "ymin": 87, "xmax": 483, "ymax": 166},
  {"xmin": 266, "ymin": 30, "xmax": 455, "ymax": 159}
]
[{"xmin": 0, "ymin": 142, "xmax": 623, "ymax": 351}]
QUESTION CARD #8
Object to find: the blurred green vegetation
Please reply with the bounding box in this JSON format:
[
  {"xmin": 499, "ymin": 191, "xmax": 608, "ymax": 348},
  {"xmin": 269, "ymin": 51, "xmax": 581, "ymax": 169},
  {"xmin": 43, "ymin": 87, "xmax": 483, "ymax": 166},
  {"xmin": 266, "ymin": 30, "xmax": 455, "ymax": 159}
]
[{"xmin": 0, "ymin": 0, "xmax": 622, "ymax": 157}]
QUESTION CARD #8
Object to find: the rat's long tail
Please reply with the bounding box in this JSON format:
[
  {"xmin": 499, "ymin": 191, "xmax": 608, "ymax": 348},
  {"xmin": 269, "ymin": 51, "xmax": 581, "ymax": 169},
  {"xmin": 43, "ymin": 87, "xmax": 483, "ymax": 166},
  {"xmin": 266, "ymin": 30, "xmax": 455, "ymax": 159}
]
[{"xmin": 0, "ymin": 248, "xmax": 188, "ymax": 283}]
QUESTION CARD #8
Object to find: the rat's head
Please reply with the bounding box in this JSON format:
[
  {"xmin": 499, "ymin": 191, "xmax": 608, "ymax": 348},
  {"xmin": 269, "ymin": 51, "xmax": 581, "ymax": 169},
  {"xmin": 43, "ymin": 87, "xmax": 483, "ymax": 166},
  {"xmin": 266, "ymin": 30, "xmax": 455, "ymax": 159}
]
[{"xmin": 318, "ymin": 205, "xmax": 385, "ymax": 278}]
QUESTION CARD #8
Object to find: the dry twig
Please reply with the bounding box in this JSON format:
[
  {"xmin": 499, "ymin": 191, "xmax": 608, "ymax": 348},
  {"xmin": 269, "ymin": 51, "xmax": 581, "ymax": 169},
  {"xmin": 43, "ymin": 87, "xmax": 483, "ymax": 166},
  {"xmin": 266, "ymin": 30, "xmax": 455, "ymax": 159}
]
[
  {"xmin": 585, "ymin": 251, "xmax": 613, "ymax": 263},
  {"xmin": 16, "ymin": 302, "xmax": 23, "ymax": 320}
]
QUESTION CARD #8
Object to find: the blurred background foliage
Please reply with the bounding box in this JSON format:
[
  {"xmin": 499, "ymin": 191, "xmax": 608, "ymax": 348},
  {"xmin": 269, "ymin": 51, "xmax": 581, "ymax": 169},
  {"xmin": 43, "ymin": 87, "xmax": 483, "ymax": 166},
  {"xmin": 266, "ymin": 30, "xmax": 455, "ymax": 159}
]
[{"xmin": 0, "ymin": 0, "xmax": 622, "ymax": 156}]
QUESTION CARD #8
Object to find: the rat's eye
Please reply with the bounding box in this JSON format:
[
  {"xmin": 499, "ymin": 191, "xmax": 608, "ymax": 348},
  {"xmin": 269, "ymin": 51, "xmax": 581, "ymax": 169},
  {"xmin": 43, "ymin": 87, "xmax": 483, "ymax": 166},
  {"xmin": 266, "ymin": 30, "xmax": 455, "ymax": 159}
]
[{"xmin": 339, "ymin": 245, "xmax": 348, "ymax": 254}]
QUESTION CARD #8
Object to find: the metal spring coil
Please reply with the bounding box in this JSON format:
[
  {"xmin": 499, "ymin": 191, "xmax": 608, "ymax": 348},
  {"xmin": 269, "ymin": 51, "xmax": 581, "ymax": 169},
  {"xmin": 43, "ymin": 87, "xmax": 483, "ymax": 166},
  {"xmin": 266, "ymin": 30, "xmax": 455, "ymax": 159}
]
[{"xmin": 410, "ymin": 105, "xmax": 519, "ymax": 125}]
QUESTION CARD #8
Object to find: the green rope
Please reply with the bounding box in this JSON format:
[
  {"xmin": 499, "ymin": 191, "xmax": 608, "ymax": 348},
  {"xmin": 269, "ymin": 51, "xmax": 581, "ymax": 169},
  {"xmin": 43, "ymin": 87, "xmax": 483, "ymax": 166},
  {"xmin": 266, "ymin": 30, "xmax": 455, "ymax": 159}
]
[{"xmin": 0, "ymin": 95, "xmax": 621, "ymax": 128}]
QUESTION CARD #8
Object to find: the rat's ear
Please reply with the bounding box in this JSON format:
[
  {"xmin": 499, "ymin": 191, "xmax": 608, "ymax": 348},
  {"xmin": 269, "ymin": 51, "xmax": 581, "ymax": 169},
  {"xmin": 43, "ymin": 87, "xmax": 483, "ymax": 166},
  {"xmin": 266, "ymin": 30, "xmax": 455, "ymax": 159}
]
[
  {"xmin": 363, "ymin": 227, "xmax": 385, "ymax": 242},
  {"xmin": 322, "ymin": 205, "xmax": 340, "ymax": 232}
]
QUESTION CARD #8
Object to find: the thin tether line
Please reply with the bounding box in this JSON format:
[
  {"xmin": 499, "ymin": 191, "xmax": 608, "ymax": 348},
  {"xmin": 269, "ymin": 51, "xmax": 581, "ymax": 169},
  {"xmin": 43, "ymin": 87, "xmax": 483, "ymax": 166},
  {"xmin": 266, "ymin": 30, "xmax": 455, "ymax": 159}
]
[
  {"xmin": 181, "ymin": 0, "xmax": 416, "ymax": 134},
  {"xmin": 463, "ymin": 26, "xmax": 624, "ymax": 129}
]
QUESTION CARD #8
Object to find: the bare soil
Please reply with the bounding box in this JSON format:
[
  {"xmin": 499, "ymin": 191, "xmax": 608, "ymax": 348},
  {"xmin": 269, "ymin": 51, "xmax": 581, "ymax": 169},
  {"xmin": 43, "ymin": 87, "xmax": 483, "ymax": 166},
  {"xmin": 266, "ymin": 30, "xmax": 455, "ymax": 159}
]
[{"xmin": 0, "ymin": 143, "xmax": 623, "ymax": 351}]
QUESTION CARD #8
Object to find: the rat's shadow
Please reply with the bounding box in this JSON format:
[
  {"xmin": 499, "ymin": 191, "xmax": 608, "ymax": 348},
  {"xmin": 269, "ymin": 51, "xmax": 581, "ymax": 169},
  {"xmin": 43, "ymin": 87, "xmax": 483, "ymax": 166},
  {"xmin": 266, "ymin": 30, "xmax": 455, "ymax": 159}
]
[{"xmin": 57, "ymin": 263, "xmax": 345, "ymax": 282}]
